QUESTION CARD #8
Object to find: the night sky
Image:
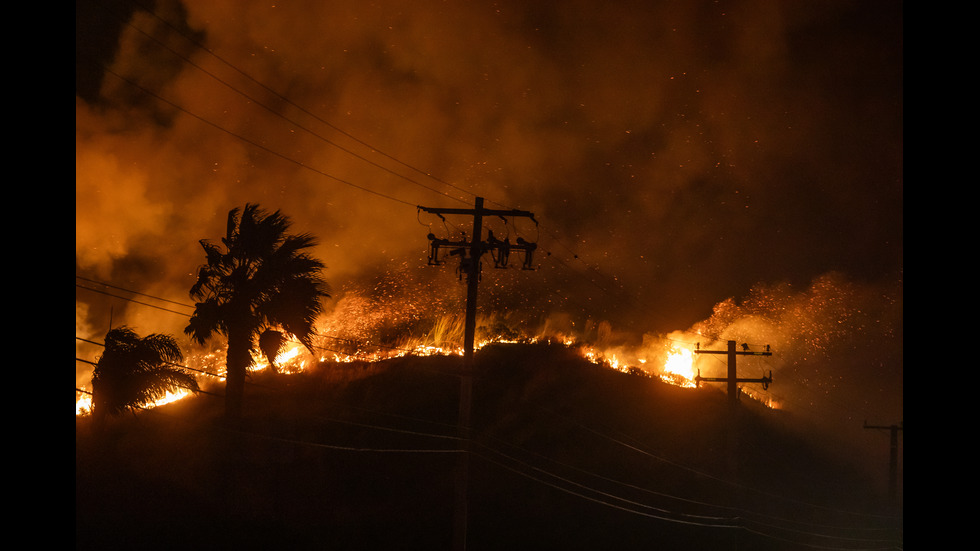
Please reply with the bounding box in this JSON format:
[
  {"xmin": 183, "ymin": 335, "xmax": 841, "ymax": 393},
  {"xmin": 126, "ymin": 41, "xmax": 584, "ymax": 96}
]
[{"xmin": 77, "ymin": 1, "xmax": 902, "ymax": 465}]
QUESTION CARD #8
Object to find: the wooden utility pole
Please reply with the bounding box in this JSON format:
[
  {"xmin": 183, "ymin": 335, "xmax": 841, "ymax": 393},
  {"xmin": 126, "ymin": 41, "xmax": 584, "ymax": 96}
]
[
  {"xmin": 694, "ymin": 340, "xmax": 773, "ymax": 408},
  {"xmin": 418, "ymin": 197, "xmax": 537, "ymax": 551},
  {"xmin": 864, "ymin": 420, "xmax": 903, "ymax": 507},
  {"xmin": 693, "ymin": 340, "xmax": 773, "ymax": 550}
]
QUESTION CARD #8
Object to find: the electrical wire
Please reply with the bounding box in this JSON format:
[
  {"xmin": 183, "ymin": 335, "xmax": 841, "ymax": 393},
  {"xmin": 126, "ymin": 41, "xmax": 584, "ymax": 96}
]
[
  {"xmin": 76, "ymin": 275, "xmax": 195, "ymax": 309},
  {"xmin": 85, "ymin": 0, "xmax": 647, "ymax": 329},
  {"xmin": 470, "ymin": 446, "xmax": 738, "ymax": 529},
  {"xmin": 76, "ymin": 282, "xmax": 193, "ymax": 318},
  {"xmin": 101, "ymin": 66, "xmax": 421, "ymax": 208},
  {"xmin": 127, "ymin": 0, "xmax": 481, "ymax": 205},
  {"xmin": 114, "ymin": 15, "xmax": 469, "ymax": 207}
]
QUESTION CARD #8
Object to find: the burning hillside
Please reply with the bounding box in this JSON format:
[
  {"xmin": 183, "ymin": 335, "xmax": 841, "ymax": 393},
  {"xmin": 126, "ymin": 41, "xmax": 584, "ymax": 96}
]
[
  {"xmin": 75, "ymin": 305, "xmax": 710, "ymax": 416},
  {"xmin": 77, "ymin": 3, "xmax": 901, "ymax": 546},
  {"xmin": 77, "ymin": 270, "xmax": 900, "ymax": 428},
  {"xmin": 76, "ymin": 1, "xmax": 900, "ymax": 482},
  {"xmin": 76, "ymin": 337, "xmax": 900, "ymax": 551}
]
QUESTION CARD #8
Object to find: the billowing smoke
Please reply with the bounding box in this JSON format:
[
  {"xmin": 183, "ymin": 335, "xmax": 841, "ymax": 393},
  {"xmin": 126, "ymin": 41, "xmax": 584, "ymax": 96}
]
[
  {"xmin": 76, "ymin": 0, "xmax": 902, "ymax": 449},
  {"xmin": 688, "ymin": 272, "xmax": 902, "ymax": 487},
  {"xmin": 684, "ymin": 272, "xmax": 901, "ymax": 421},
  {"xmin": 546, "ymin": 271, "xmax": 902, "ymax": 487}
]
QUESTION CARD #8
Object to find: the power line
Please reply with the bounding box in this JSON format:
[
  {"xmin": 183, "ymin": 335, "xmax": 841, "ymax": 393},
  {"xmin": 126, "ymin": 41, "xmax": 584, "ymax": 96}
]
[
  {"xmin": 101, "ymin": 65, "xmax": 421, "ymax": 208},
  {"xmin": 470, "ymin": 446, "xmax": 738, "ymax": 529},
  {"xmin": 76, "ymin": 275, "xmax": 195, "ymax": 309},
  {"xmin": 85, "ymin": 1, "xmax": 649, "ymax": 330},
  {"xmin": 128, "ymin": 0, "xmax": 480, "ymax": 205},
  {"xmin": 76, "ymin": 282, "xmax": 192, "ymax": 318},
  {"xmin": 114, "ymin": 14, "xmax": 469, "ymax": 207},
  {"xmin": 468, "ymin": 437, "xmax": 898, "ymax": 547}
]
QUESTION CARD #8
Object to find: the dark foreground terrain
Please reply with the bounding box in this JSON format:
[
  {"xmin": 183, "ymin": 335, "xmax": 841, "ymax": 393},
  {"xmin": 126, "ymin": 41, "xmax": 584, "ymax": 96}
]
[{"xmin": 76, "ymin": 343, "xmax": 902, "ymax": 550}]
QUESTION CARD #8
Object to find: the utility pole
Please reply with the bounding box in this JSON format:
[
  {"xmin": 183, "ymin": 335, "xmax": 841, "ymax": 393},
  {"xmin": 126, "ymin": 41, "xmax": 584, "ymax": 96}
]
[
  {"xmin": 694, "ymin": 340, "xmax": 773, "ymax": 408},
  {"xmin": 693, "ymin": 340, "xmax": 773, "ymax": 550},
  {"xmin": 864, "ymin": 420, "xmax": 903, "ymax": 508},
  {"xmin": 418, "ymin": 197, "xmax": 537, "ymax": 551}
]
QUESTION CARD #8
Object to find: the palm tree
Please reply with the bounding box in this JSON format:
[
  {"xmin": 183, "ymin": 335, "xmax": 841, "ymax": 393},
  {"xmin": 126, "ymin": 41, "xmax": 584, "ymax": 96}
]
[
  {"xmin": 92, "ymin": 326, "xmax": 199, "ymax": 430},
  {"xmin": 185, "ymin": 204, "xmax": 329, "ymax": 421}
]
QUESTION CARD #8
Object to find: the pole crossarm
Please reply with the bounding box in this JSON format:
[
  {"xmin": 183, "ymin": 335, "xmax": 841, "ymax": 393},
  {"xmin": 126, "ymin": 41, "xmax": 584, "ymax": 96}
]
[
  {"xmin": 421, "ymin": 200, "xmax": 539, "ymax": 271},
  {"xmin": 695, "ymin": 345, "xmax": 772, "ymax": 356},
  {"xmin": 418, "ymin": 204, "xmax": 537, "ymax": 222},
  {"xmin": 863, "ymin": 421, "xmax": 903, "ymax": 431},
  {"xmin": 695, "ymin": 373, "xmax": 773, "ymax": 389}
]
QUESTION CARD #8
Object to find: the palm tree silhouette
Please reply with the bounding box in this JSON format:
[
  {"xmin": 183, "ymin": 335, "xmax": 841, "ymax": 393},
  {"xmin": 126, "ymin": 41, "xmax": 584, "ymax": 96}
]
[
  {"xmin": 92, "ymin": 326, "xmax": 199, "ymax": 430},
  {"xmin": 185, "ymin": 204, "xmax": 329, "ymax": 421}
]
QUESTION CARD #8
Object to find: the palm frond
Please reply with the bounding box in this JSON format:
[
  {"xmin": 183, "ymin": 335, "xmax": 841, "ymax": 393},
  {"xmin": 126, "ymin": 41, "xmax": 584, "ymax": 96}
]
[{"xmin": 93, "ymin": 326, "xmax": 198, "ymax": 418}]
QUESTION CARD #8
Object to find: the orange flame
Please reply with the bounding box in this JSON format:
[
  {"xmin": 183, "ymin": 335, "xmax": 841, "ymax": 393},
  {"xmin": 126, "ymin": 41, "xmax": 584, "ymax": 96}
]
[
  {"xmin": 660, "ymin": 346, "xmax": 697, "ymax": 387},
  {"xmin": 77, "ymin": 308, "xmax": 723, "ymax": 417}
]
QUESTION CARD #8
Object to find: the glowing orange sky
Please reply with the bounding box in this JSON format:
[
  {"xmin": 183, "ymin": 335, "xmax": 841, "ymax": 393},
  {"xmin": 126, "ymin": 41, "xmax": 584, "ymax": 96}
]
[{"xmin": 76, "ymin": 1, "xmax": 901, "ymax": 440}]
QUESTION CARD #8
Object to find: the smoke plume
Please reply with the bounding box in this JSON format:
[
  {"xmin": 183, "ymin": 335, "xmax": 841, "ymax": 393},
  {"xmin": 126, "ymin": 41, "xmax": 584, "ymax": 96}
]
[{"xmin": 77, "ymin": 1, "xmax": 902, "ymax": 446}]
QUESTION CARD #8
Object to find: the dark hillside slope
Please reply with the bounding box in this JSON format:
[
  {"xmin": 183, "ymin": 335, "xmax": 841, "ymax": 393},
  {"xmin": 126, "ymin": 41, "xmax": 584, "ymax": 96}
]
[{"xmin": 76, "ymin": 343, "xmax": 900, "ymax": 550}]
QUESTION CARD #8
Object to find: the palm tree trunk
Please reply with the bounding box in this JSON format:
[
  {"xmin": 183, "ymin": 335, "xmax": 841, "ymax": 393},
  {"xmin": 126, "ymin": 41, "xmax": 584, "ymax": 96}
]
[{"xmin": 225, "ymin": 326, "xmax": 252, "ymax": 422}]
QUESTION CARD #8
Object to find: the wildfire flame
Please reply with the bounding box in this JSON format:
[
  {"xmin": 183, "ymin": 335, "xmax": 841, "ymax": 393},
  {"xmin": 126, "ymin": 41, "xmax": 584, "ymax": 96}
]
[
  {"xmin": 76, "ymin": 312, "xmax": 722, "ymax": 416},
  {"xmin": 253, "ymin": 341, "xmax": 310, "ymax": 374},
  {"xmin": 76, "ymin": 391, "xmax": 92, "ymax": 416},
  {"xmin": 661, "ymin": 346, "xmax": 697, "ymax": 388},
  {"xmin": 74, "ymin": 387, "xmax": 193, "ymax": 416}
]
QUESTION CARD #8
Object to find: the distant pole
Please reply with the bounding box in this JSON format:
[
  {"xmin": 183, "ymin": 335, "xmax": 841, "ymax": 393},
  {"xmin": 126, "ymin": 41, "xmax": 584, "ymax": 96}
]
[{"xmin": 864, "ymin": 421, "xmax": 903, "ymax": 507}]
